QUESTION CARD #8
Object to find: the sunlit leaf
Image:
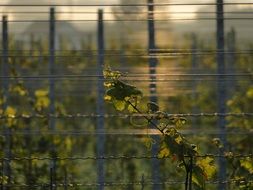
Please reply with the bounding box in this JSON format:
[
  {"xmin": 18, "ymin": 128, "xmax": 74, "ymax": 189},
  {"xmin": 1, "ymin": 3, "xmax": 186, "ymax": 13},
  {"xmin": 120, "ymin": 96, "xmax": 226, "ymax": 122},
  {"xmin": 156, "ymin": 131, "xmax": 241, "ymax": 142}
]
[
  {"xmin": 246, "ymin": 87, "xmax": 253, "ymax": 99},
  {"xmin": 35, "ymin": 89, "xmax": 48, "ymax": 97},
  {"xmin": 104, "ymin": 95, "xmax": 112, "ymax": 101},
  {"xmin": 175, "ymin": 135, "xmax": 183, "ymax": 144},
  {"xmin": 127, "ymin": 104, "xmax": 136, "ymax": 113},
  {"xmin": 103, "ymin": 67, "xmax": 122, "ymax": 79},
  {"xmin": 5, "ymin": 106, "xmax": 16, "ymax": 116},
  {"xmin": 158, "ymin": 143, "xmax": 170, "ymax": 158},
  {"xmin": 113, "ymin": 100, "xmax": 126, "ymax": 111},
  {"xmin": 196, "ymin": 156, "xmax": 216, "ymax": 179},
  {"xmin": 240, "ymin": 157, "xmax": 253, "ymax": 174}
]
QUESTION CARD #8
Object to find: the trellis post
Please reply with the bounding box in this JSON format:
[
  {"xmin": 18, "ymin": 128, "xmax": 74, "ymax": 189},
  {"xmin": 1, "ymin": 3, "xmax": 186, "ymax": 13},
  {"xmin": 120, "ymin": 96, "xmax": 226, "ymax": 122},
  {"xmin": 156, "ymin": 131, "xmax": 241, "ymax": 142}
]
[
  {"xmin": 147, "ymin": 0, "xmax": 161, "ymax": 189},
  {"xmin": 49, "ymin": 7, "xmax": 57, "ymax": 190},
  {"xmin": 97, "ymin": 9, "xmax": 105, "ymax": 190},
  {"xmin": 216, "ymin": 1, "xmax": 227, "ymax": 189},
  {"xmin": 2, "ymin": 15, "xmax": 11, "ymax": 190}
]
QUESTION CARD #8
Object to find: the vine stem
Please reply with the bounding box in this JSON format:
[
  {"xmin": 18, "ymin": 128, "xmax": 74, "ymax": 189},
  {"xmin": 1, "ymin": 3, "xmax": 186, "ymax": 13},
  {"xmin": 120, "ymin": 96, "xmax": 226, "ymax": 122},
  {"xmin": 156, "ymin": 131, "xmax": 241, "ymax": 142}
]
[
  {"xmin": 127, "ymin": 99, "xmax": 194, "ymax": 190},
  {"xmin": 182, "ymin": 155, "xmax": 189, "ymax": 190},
  {"xmin": 189, "ymin": 156, "xmax": 193, "ymax": 190},
  {"xmin": 126, "ymin": 100, "xmax": 164, "ymax": 134}
]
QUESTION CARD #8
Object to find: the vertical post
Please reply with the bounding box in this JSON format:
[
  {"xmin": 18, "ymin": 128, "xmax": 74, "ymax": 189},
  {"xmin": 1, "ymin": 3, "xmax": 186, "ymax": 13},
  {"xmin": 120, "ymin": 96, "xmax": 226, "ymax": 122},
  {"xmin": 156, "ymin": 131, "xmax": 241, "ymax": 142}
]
[
  {"xmin": 216, "ymin": 1, "xmax": 227, "ymax": 189},
  {"xmin": 49, "ymin": 7, "xmax": 57, "ymax": 190},
  {"xmin": 1, "ymin": 16, "xmax": 11, "ymax": 190},
  {"xmin": 97, "ymin": 9, "xmax": 105, "ymax": 190},
  {"xmin": 226, "ymin": 28, "xmax": 236, "ymax": 98},
  {"xmin": 147, "ymin": 1, "xmax": 160, "ymax": 190}
]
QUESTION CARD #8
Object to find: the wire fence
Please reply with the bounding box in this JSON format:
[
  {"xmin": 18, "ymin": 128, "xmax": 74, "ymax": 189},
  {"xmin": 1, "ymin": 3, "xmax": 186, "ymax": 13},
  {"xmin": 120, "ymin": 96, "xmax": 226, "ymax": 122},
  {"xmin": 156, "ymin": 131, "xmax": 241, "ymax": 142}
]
[{"xmin": 0, "ymin": 1, "xmax": 253, "ymax": 190}]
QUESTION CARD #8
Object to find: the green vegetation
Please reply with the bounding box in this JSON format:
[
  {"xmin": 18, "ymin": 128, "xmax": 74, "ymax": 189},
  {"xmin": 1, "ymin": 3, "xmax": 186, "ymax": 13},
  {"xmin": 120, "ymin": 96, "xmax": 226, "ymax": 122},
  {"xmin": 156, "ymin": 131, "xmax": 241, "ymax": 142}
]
[{"xmin": 0, "ymin": 32, "xmax": 252, "ymax": 189}]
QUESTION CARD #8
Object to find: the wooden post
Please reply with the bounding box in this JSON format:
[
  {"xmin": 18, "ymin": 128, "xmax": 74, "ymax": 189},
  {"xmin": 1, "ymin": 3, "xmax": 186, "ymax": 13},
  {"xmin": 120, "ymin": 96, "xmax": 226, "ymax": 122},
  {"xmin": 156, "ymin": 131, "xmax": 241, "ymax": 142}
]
[
  {"xmin": 216, "ymin": 1, "xmax": 227, "ymax": 189},
  {"xmin": 147, "ymin": 1, "xmax": 160, "ymax": 189},
  {"xmin": 96, "ymin": 9, "xmax": 105, "ymax": 190},
  {"xmin": 49, "ymin": 7, "xmax": 57, "ymax": 190}
]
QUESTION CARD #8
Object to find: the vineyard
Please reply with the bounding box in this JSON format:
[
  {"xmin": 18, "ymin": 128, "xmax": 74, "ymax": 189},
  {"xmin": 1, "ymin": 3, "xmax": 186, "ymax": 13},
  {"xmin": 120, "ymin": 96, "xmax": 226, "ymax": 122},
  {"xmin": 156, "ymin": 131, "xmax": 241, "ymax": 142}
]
[{"xmin": 0, "ymin": 0, "xmax": 253, "ymax": 190}]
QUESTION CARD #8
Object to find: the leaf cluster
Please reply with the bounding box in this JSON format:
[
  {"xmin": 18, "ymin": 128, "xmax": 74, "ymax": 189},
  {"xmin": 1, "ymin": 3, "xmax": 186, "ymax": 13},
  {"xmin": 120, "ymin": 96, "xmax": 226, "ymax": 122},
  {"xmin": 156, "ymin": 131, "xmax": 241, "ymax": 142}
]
[{"xmin": 103, "ymin": 67, "xmax": 217, "ymax": 190}]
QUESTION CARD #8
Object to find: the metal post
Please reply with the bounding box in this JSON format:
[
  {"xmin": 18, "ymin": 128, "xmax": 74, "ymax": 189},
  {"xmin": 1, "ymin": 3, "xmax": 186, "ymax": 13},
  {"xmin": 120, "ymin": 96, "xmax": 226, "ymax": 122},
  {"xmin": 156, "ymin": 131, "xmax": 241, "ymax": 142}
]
[
  {"xmin": 147, "ymin": 1, "xmax": 160, "ymax": 189},
  {"xmin": 49, "ymin": 7, "xmax": 57, "ymax": 190},
  {"xmin": 226, "ymin": 28, "xmax": 236, "ymax": 98},
  {"xmin": 96, "ymin": 9, "xmax": 105, "ymax": 190},
  {"xmin": 216, "ymin": 1, "xmax": 227, "ymax": 189},
  {"xmin": 1, "ymin": 16, "xmax": 11, "ymax": 190}
]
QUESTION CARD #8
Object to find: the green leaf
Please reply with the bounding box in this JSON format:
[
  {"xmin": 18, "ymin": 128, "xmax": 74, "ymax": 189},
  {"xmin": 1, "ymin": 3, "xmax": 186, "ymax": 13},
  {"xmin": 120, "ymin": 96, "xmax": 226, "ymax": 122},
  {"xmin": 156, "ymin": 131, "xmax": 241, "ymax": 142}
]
[
  {"xmin": 35, "ymin": 89, "xmax": 48, "ymax": 97},
  {"xmin": 158, "ymin": 143, "xmax": 170, "ymax": 158},
  {"xmin": 170, "ymin": 117, "xmax": 187, "ymax": 128},
  {"xmin": 240, "ymin": 157, "xmax": 253, "ymax": 174},
  {"xmin": 103, "ymin": 67, "xmax": 122, "ymax": 79},
  {"xmin": 127, "ymin": 104, "xmax": 136, "ymax": 113},
  {"xmin": 113, "ymin": 100, "xmax": 126, "ymax": 111},
  {"xmin": 192, "ymin": 165, "xmax": 205, "ymax": 190},
  {"xmin": 196, "ymin": 156, "xmax": 216, "ymax": 179},
  {"xmin": 246, "ymin": 87, "xmax": 253, "ymax": 99},
  {"xmin": 106, "ymin": 81, "xmax": 142, "ymax": 101}
]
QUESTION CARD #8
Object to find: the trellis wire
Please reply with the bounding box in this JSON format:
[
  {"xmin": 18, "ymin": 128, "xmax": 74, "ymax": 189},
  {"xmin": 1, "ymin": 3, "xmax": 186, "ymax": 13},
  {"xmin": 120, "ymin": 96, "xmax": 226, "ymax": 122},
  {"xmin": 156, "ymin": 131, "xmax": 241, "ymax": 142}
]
[
  {"xmin": 0, "ymin": 3, "xmax": 253, "ymax": 6},
  {"xmin": 0, "ymin": 154, "xmax": 252, "ymax": 161},
  {"xmin": 3, "ymin": 180, "xmax": 252, "ymax": 187},
  {"xmin": 1, "ymin": 11, "xmax": 253, "ymax": 14},
  {"xmin": 0, "ymin": 113, "xmax": 253, "ymax": 119},
  {"xmin": 4, "ymin": 17, "xmax": 253, "ymax": 22},
  {"xmin": 0, "ymin": 2, "xmax": 252, "ymax": 189}
]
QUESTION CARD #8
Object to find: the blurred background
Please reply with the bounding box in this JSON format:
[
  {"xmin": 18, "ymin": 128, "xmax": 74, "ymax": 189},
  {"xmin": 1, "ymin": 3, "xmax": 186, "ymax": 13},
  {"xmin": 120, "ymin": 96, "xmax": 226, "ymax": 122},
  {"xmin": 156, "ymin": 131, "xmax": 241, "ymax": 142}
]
[{"xmin": 0, "ymin": 0, "xmax": 252, "ymax": 189}]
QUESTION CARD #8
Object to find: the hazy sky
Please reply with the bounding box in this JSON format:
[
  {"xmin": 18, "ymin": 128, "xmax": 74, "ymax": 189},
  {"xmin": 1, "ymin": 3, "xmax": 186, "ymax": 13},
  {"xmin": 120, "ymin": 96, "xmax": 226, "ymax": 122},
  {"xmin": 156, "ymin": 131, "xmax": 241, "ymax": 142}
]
[
  {"xmin": 1, "ymin": 0, "xmax": 253, "ymax": 33},
  {"xmin": 2, "ymin": 0, "xmax": 253, "ymax": 20}
]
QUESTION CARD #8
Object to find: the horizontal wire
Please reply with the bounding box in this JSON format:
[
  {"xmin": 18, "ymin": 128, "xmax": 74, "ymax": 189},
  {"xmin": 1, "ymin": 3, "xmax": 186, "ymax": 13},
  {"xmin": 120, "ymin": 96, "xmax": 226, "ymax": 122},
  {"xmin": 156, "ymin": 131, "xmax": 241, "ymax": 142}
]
[
  {"xmin": 1, "ymin": 11, "xmax": 253, "ymax": 15},
  {"xmin": 0, "ymin": 79, "xmax": 251, "ymax": 82},
  {"xmin": 0, "ymin": 3, "xmax": 253, "ymax": 7},
  {"xmin": 0, "ymin": 130, "xmax": 252, "ymax": 136},
  {"xmin": 0, "ymin": 154, "xmax": 252, "ymax": 161},
  {"xmin": 4, "ymin": 18, "xmax": 253, "ymax": 22},
  {"xmin": 0, "ymin": 153, "xmax": 253, "ymax": 162},
  {"xmin": 3, "ymin": 180, "xmax": 251, "ymax": 187},
  {"xmin": 2, "ymin": 49, "xmax": 253, "ymax": 53},
  {"xmin": 1, "ymin": 51, "xmax": 253, "ymax": 57},
  {"xmin": 0, "ymin": 73, "xmax": 252, "ymax": 79},
  {"xmin": 0, "ymin": 113, "xmax": 252, "ymax": 119}
]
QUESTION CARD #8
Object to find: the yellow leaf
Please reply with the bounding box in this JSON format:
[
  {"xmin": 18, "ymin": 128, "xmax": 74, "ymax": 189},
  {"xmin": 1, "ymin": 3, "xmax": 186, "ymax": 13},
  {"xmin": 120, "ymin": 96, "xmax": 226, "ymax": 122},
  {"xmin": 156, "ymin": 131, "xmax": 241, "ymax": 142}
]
[
  {"xmin": 158, "ymin": 147, "xmax": 170, "ymax": 158},
  {"xmin": 5, "ymin": 106, "xmax": 16, "ymax": 116},
  {"xmin": 104, "ymin": 95, "xmax": 112, "ymax": 101},
  {"xmin": 196, "ymin": 157, "xmax": 216, "ymax": 179},
  {"xmin": 35, "ymin": 89, "xmax": 48, "ymax": 97},
  {"xmin": 246, "ymin": 87, "xmax": 253, "ymax": 98},
  {"xmin": 240, "ymin": 157, "xmax": 253, "ymax": 174}
]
